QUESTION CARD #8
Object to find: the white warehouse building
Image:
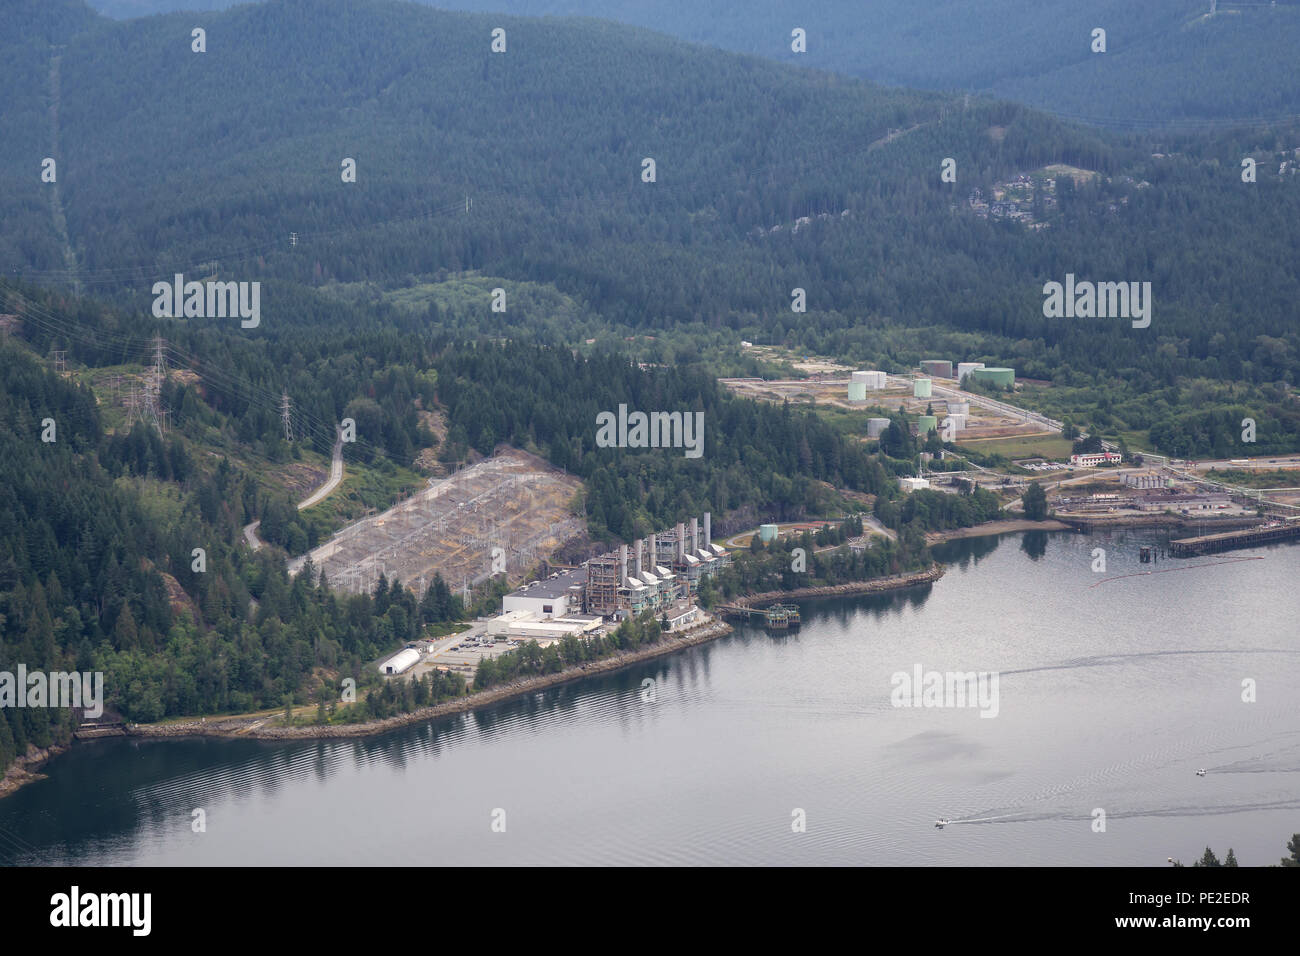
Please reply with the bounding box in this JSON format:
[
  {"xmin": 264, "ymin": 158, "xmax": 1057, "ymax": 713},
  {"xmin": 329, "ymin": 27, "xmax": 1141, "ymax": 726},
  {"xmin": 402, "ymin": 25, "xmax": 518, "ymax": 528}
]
[
  {"xmin": 501, "ymin": 567, "xmax": 587, "ymax": 619},
  {"xmin": 378, "ymin": 647, "xmax": 421, "ymax": 676}
]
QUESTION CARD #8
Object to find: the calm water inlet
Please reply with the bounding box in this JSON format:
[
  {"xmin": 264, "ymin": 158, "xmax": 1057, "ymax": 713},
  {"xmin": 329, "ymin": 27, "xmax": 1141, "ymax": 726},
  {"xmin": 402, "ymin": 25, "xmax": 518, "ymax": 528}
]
[{"xmin": 3, "ymin": 530, "xmax": 1298, "ymax": 866}]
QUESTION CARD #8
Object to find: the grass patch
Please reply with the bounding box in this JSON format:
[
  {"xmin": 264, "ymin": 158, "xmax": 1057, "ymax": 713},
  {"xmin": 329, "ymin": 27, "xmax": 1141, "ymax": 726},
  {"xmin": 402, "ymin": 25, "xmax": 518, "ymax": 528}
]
[{"xmin": 957, "ymin": 433, "xmax": 1075, "ymax": 461}]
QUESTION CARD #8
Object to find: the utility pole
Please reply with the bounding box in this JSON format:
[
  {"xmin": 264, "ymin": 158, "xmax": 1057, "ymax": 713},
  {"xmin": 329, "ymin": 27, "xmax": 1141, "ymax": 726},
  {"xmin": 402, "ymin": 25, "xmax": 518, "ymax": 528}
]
[
  {"xmin": 281, "ymin": 390, "xmax": 294, "ymax": 443},
  {"xmin": 141, "ymin": 336, "xmax": 167, "ymax": 434}
]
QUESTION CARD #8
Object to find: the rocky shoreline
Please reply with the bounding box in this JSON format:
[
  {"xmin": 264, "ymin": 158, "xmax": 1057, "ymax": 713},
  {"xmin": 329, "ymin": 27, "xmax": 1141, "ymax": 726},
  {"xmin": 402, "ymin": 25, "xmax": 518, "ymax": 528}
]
[
  {"xmin": 724, "ymin": 564, "xmax": 945, "ymax": 608},
  {"xmin": 0, "ymin": 743, "xmax": 70, "ymax": 801},
  {"xmin": 1, "ymin": 562, "xmax": 950, "ymax": 796},
  {"xmin": 924, "ymin": 518, "xmax": 1073, "ymax": 544},
  {"xmin": 126, "ymin": 618, "xmax": 736, "ymax": 742}
]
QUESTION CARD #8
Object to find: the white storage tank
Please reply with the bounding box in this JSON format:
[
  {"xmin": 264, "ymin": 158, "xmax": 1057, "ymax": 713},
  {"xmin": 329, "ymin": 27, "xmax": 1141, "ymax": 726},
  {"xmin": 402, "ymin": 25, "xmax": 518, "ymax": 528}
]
[
  {"xmin": 913, "ymin": 378, "xmax": 932, "ymax": 398},
  {"xmin": 854, "ymin": 370, "xmax": 888, "ymax": 390},
  {"xmin": 956, "ymin": 362, "xmax": 985, "ymax": 382},
  {"xmin": 943, "ymin": 414, "xmax": 966, "ymax": 431},
  {"xmin": 379, "ymin": 647, "xmax": 421, "ymax": 676},
  {"xmin": 847, "ymin": 380, "xmax": 867, "ymax": 402},
  {"xmin": 867, "ymin": 417, "xmax": 891, "ymax": 438},
  {"xmin": 947, "ymin": 400, "xmax": 970, "ymax": 416}
]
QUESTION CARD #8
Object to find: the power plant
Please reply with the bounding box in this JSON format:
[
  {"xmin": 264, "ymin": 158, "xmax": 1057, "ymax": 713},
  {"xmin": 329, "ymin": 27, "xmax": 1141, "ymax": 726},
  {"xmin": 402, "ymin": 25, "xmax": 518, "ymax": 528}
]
[{"xmin": 507, "ymin": 512, "xmax": 731, "ymax": 622}]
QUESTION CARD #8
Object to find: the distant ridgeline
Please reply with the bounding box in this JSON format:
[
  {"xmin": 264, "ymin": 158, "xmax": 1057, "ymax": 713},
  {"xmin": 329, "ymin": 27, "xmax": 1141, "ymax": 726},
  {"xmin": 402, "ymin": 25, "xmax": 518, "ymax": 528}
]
[
  {"xmin": 85, "ymin": 0, "xmax": 1300, "ymax": 126},
  {"xmin": 2, "ymin": 0, "xmax": 1299, "ymax": 405}
]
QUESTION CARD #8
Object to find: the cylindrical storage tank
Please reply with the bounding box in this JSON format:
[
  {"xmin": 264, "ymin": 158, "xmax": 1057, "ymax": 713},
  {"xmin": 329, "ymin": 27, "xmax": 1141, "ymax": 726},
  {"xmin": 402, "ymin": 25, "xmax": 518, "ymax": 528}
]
[
  {"xmin": 947, "ymin": 400, "xmax": 970, "ymax": 416},
  {"xmin": 921, "ymin": 360, "xmax": 953, "ymax": 379},
  {"xmin": 943, "ymin": 414, "xmax": 966, "ymax": 430},
  {"xmin": 867, "ymin": 417, "xmax": 891, "ymax": 438},
  {"xmin": 847, "ymin": 381, "xmax": 867, "ymax": 402},
  {"xmin": 972, "ymin": 367, "xmax": 1015, "ymax": 388},
  {"xmin": 379, "ymin": 647, "xmax": 421, "ymax": 676},
  {"xmin": 916, "ymin": 415, "xmax": 938, "ymax": 434},
  {"xmin": 854, "ymin": 370, "xmax": 887, "ymax": 389},
  {"xmin": 759, "ymin": 523, "xmax": 779, "ymax": 543},
  {"xmin": 956, "ymin": 362, "xmax": 984, "ymax": 382},
  {"xmin": 913, "ymin": 378, "xmax": 932, "ymax": 398}
]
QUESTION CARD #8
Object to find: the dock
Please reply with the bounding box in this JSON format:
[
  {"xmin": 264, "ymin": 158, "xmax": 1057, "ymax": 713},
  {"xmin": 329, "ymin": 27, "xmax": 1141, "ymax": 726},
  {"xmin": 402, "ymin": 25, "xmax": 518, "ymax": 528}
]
[
  {"xmin": 1169, "ymin": 521, "xmax": 1300, "ymax": 557},
  {"xmin": 716, "ymin": 603, "xmax": 801, "ymax": 629}
]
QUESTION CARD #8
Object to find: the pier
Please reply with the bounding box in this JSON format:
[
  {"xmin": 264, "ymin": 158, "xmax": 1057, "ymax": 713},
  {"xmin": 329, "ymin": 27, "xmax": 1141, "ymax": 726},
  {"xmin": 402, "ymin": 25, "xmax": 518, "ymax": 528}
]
[
  {"xmin": 716, "ymin": 603, "xmax": 802, "ymax": 629},
  {"xmin": 1169, "ymin": 521, "xmax": 1300, "ymax": 557}
]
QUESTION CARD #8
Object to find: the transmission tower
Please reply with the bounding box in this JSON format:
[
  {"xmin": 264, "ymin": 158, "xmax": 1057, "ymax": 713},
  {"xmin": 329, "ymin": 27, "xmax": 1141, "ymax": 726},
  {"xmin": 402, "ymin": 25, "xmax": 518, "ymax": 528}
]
[
  {"xmin": 140, "ymin": 336, "xmax": 167, "ymax": 433},
  {"xmin": 51, "ymin": 350, "xmax": 66, "ymax": 374},
  {"xmin": 281, "ymin": 390, "xmax": 295, "ymax": 443}
]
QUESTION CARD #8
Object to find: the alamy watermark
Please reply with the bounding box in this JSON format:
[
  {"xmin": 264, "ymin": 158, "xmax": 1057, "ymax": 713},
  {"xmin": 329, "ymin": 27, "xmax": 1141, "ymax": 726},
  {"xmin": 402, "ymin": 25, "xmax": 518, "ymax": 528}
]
[
  {"xmin": 890, "ymin": 664, "xmax": 999, "ymax": 718},
  {"xmin": 152, "ymin": 273, "xmax": 260, "ymax": 328},
  {"xmin": 0, "ymin": 666, "xmax": 103, "ymax": 718},
  {"xmin": 595, "ymin": 404, "xmax": 704, "ymax": 459},
  {"xmin": 1042, "ymin": 273, "xmax": 1151, "ymax": 329}
]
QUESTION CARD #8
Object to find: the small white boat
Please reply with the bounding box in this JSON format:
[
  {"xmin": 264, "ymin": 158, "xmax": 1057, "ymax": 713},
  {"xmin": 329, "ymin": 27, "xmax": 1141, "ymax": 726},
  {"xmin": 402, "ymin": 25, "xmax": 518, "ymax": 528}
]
[
  {"xmin": 1195, "ymin": 769, "xmax": 1207, "ymax": 777},
  {"xmin": 935, "ymin": 819, "xmax": 949, "ymax": 828}
]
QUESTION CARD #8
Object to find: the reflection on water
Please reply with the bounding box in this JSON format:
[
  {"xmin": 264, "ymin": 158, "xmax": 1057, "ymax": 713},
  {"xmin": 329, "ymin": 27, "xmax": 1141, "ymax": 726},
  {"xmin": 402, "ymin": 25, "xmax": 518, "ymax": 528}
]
[{"xmin": 3, "ymin": 531, "xmax": 1297, "ymax": 867}]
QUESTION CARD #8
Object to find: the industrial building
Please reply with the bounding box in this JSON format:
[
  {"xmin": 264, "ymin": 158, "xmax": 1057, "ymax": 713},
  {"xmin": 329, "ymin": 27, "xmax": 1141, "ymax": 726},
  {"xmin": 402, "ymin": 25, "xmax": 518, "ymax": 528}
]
[
  {"xmin": 514, "ymin": 511, "xmax": 731, "ymax": 622},
  {"xmin": 1134, "ymin": 493, "xmax": 1232, "ymax": 512},
  {"xmin": 971, "ymin": 367, "xmax": 1015, "ymax": 388},
  {"xmin": 486, "ymin": 610, "xmax": 603, "ymax": 641},
  {"xmin": 378, "ymin": 647, "xmax": 421, "ymax": 676},
  {"xmin": 501, "ymin": 567, "xmax": 587, "ymax": 619},
  {"xmin": 920, "ymin": 360, "xmax": 952, "ymax": 379},
  {"xmin": 1070, "ymin": 451, "xmax": 1123, "ymax": 467},
  {"xmin": 899, "ymin": 477, "xmax": 930, "ymax": 492},
  {"xmin": 1121, "ymin": 472, "xmax": 1170, "ymax": 490}
]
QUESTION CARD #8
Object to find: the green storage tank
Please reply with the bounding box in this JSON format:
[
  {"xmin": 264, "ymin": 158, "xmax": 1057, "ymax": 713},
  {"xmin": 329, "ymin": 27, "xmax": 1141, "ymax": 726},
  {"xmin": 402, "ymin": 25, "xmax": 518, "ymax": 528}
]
[
  {"xmin": 972, "ymin": 367, "xmax": 1015, "ymax": 388},
  {"xmin": 913, "ymin": 378, "xmax": 932, "ymax": 398},
  {"xmin": 916, "ymin": 415, "xmax": 938, "ymax": 434},
  {"xmin": 847, "ymin": 381, "xmax": 867, "ymax": 402},
  {"xmin": 759, "ymin": 523, "xmax": 780, "ymax": 543}
]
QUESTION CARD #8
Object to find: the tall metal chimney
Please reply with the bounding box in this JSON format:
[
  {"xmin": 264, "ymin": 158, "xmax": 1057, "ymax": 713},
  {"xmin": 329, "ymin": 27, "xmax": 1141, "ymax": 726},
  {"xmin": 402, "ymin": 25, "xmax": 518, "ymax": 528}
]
[
  {"xmin": 690, "ymin": 517, "xmax": 699, "ymax": 554},
  {"xmin": 634, "ymin": 539, "xmax": 643, "ymax": 578},
  {"xmin": 704, "ymin": 512, "xmax": 712, "ymax": 549},
  {"xmin": 620, "ymin": 544, "xmax": 628, "ymax": 585},
  {"xmin": 675, "ymin": 523, "xmax": 685, "ymax": 560}
]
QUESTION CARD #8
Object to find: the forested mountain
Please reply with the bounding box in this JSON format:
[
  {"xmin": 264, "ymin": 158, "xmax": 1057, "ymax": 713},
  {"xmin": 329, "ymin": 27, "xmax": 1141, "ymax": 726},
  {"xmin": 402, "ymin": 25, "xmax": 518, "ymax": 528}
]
[
  {"xmin": 85, "ymin": 0, "xmax": 1300, "ymax": 127},
  {"xmin": 0, "ymin": 280, "xmax": 928, "ymax": 772},
  {"xmin": 7, "ymin": 0, "xmax": 1300, "ymax": 410}
]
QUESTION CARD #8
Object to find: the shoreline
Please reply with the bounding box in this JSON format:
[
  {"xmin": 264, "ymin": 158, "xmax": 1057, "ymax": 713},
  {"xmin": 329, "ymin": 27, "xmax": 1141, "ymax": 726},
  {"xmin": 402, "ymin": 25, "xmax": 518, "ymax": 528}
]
[
  {"xmin": 123, "ymin": 618, "xmax": 736, "ymax": 742},
  {"xmin": 723, "ymin": 564, "xmax": 945, "ymax": 608},
  {"xmin": 0, "ymin": 743, "xmax": 70, "ymax": 801},
  {"xmin": 1, "ymin": 562, "xmax": 946, "ymax": 795},
  {"xmin": 924, "ymin": 518, "xmax": 1072, "ymax": 544}
]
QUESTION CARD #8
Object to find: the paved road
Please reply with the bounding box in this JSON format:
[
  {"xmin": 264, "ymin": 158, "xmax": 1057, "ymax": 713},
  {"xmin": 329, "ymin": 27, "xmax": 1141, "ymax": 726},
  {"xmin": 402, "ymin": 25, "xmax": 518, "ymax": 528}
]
[
  {"xmin": 299, "ymin": 432, "xmax": 344, "ymax": 510},
  {"xmin": 243, "ymin": 433, "xmax": 345, "ymax": 550}
]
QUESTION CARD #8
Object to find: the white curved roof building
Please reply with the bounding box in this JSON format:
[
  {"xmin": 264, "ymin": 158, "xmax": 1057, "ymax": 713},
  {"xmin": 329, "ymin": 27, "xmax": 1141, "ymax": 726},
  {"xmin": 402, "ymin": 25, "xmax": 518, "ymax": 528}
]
[{"xmin": 379, "ymin": 648, "xmax": 421, "ymax": 676}]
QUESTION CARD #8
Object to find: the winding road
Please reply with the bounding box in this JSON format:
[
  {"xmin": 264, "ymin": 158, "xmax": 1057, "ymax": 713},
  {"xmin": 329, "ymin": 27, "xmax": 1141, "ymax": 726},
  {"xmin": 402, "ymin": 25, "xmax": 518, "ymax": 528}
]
[{"xmin": 242, "ymin": 432, "xmax": 345, "ymax": 550}]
